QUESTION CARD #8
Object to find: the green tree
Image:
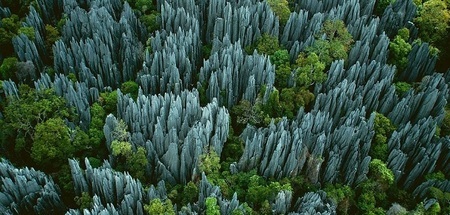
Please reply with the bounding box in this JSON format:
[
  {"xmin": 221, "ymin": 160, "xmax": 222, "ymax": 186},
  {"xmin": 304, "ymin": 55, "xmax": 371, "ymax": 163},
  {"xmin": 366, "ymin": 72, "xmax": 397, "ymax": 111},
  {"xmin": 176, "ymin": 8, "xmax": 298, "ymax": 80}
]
[
  {"xmin": 99, "ymin": 90, "xmax": 118, "ymax": 114},
  {"xmin": 324, "ymin": 183, "xmax": 354, "ymax": 214},
  {"xmin": 414, "ymin": 0, "xmax": 450, "ymax": 45},
  {"xmin": 110, "ymin": 122, "xmax": 148, "ymax": 181},
  {"xmin": 305, "ymin": 19, "xmax": 353, "ymax": 65},
  {"xmin": 44, "ymin": 25, "xmax": 60, "ymax": 62},
  {"xmin": 369, "ymin": 159, "xmax": 395, "ymax": 188},
  {"xmin": 75, "ymin": 192, "xmax": 93, "ymax": 210},
  {"xmin": 231, "ymin": 100, "xmax": 264, "ymax": 127},
  {"xmin": 375, "ymin": 0, "xmax": 395, "ymax": 15},
  {"xmin": 182, "ymin": 181, "xmax": 199, "ymax": 205},
  {"xmin": 256, "ymin": 34, "xmax": 280, "ymax": 55},
  {"xmin": 390, "ymin": 40, "xmax": 411, "ymax": 72},
  {"xmin": 88, "ymin": 103, "xmax": 106, "ymax": 150},
  {"xmin": 371, "ymin": 113, "xmax": 396, "ymax": 162},
  {"xmin": 270, "ymin": 49, "xmax": 290, "ymax": 67},
  {"xmin": 295, "ymin": 52, "xmax": 326, "ymax": 88},
  {"xmin": 199, "ymin": 150, "xmax": 221, "ymax": 176},
  {"xmin": 1, "ymin": 86, "xmax": 74, "ymax": 164},
  {"xmin": 135, "ymin": 0, "xmax": 157, "ymax": 14},
  {"xmin": 389, "ymin": 28, "xmax": 412, "ymax": 72},
  {"xmin": 394, "ymin": 82, "xmax": 412, "ymax": 96},
  {"xmin": 121, "ymin": 81, "xmax": 139, "ymax": 99},
  {"xmin": 31, "ymin": 118, "xmax": 74, "ymax": 169},
  {"xmin": 274, "ymin": 63, "xmax": 292, "ymax": 88},
  {"xmin": 440, "ymin": 106, "xmax": 450, "ymax": 136},
  {"xmin": 140, "ymin": 13, "xmax": 161, "ymax": 33},
  {"xmin": 0, "ymin": 57, "xmax": 18, "ymax": 79},
  {"xmin": 144, "ymin": 198, "xmax": 175, "ymax": 215},
  {"xmin": 205, "ymin": 197, "xmax": 221, "ymax": 215},
  {"xmin": 0, "ymin": 15, "xmax": 20, "ymax": 56},
  {"xmin": 18, "ymin": 26, "xmax": 35, "ymax": 40},
  {"xmin": 267, "ymin": 0, "xmax": 291, "ymax": 25},
  {"xmin": 428, "ymin": 187, "xmax": 450, "ymax": 214}
]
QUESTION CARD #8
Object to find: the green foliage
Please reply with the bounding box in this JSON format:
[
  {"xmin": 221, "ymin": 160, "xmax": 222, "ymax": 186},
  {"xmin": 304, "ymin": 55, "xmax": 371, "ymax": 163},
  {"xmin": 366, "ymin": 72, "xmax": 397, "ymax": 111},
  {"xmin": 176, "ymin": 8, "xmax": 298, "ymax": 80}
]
[
  {"xmin": 440, "ymin": 106, "xmax": 450, "ymax": 136},
  {"xmin": 1, "ymin": 15, "xmax": 20, "ymax": 33},
  {"xmin": 375, "ymin": 0, "xmax": 395, "ymax": 15},
  {"xmin": 31, "ymin": 118, "xmax": 74, "ymax": 169},
  {"xmin": 205, "ymin": 197, "xmax": 221, "ymax": 215},
  {"xmin": 44, "ymin": 25, "xmax": 60, "ymax": 61},
  {"xmin": 270, "ymin": 49, "xmax": 290, "ymax": 67},
  {"xmin": 199, "ymin": 150, "xmax": 221, "ymax": 175},
  {"xmin": 231, "ymin": 100, "xmax": 264, "ymax": 127},
  {"xmin": 128, "ymin": 147, "xmax": 148, "ymax": 181},
  {"xmin": 231, "ymin": 203, "xmax": 254, "ymax": 215},
  {"xmin": 261, "ymin": 88, "xmax": 281, "ymax": 117},
  {"xmin": 144, "ymin": 198, "xmax": 175, "ymax": 215},
  {"xmin": 305, "ymin": 19, "xmax": 353, "ymax": 65},
  {"xmin": 121, "ymin": 80, "xmax": 139, "ymax": 99},
  {"xmin": 425, "ymin": 171, "xmax": 446, "ymax": 181},
  {"xmin": 274, "ymin": 63, "xmax": 292, "ymax": 88},
  {"xmin": 245, "ymin": 174, "xmax": 292, "ymax": 208},
  {"xmin": 202, "ymin": 44, "xmax": 213, "ymax": 60},
  {"xmin": 357, "ymin": 191, "xmax": 377, "ymax": 212},
  {"xmin": 88, "ymin": 103, "xmax": 106, "ymax": 149},
  {"xmin": 267, "ymin": 0, "xmax": 291, "ymax": 25},
  {"xmin": 371, "ymin": 113, "xmax": 396, "ymax": 161},
  {"xmin": 0, "ymin": 57, "xmax": 18, "ymax": 79},
  {"xmin": 324, "ymin": 183, "xmax": 354, "ymax": 214},
  {"xmin": 428, "ymin": 202, "xmax": 441, "ymax": 215},
  {"xmin": 414, "ymin": 0, "xmax": 450, "ymax": 45},
  {"xmin": 428, "ymin": 187, "xmax": 450, "ymax": 214},
  {"xmin": 0, "ymin": 15, "xmax": 20, "ymax": 55},
  {"xmin": 295, "ymin": 52, "xmax": 327, "ymax": 88},
  {"xmin": 221, "ymin": 131, "xmax": 244, "ymax": 162},
  {"xmin": 135, "ymin": 0, "xmax": 156, "ymax": 14},
  {"xmin": 18, "ymin": 26, "xmax": 35, "ymax": 40},
  {"xmin": 256, "ymin": 34, "xmax": 280, "ymax": 55},
  {"xmin": 111, "ymin": 140, "xmax": 133, "ymax": 157},
  {"xmin": 99, "ymin": 90, "xmax": 118, "ymax": 114},
  {"xmin": 394, "ymin": 82, "xmax": 412, "ymax": 96},
  {"xmin": 389, "ymin": 29, "xmax": 412, "ymax": 72},
  {"xmin": 356, "ymin": 177, "xmax": 393, "ymax": 213},
  {"xmin": 182, "ymin": 181, "xmax": 199, "ymax": 205},
  {"xmin": 75, "ymin": 192, "xmax": 93, "ymax": 210},
  {"xmin": 280, "ymin": 88, "xmax": 314, "ymax": 118},
  {"xmin": 1, "ymin": 86, "xmax": 74, "ymax": 164},
  {"xmin": 369, "ymin": 159, "xmax": 395, "ymax": 187},
  {"xmin": 111, "ymin": 125, "xmax": 148, "ymax": 181},
  {"xmin": 397, "ymin": 28, "xmax": 410, "ymax": 40},
  {"xmin": 140, "ymin": 13, "xmax": 161, "ymax": 33}
]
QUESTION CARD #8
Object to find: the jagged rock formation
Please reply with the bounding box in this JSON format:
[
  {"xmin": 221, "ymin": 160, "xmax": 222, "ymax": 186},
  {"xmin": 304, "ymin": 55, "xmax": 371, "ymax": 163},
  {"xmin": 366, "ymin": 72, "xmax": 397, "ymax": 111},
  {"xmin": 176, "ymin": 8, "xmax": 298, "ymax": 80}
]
[
  {"xmin": 103, "ymin": 89, "xmax": 229, "ymax": 184},
  {"xmin": 238, "ymin": 107, "xmax": 374, "ymax": 186},
  {"xmin": 53, "ymin": 1, "xmax": 145, "ymax": 89},
  {"xmin": 0, "ymin": 159, "xmax": 66, "ymax": 214},
  {"xmin": 138, "ymin": 28, "xmax": 200, "ymax": 95},
  {"xmin": 68, "ymin": 158, "xmax": 146, "ymax": 215},
  {"xmin": 387, "ymin": 117, "xmax": 442, "ymax": 190},
  {"xmin": 398, "ymin": 42, "xmax": 438, "ymax": 82},
  {"xmin": 413, "ymin": 179, "xmax": 450, "ymax": 199},
  {"xmin": 378, "ymin": 0, "xmax": 417, "ymax": 38},
  {"xmin": 198, "ymin": 40, "xmax": 275, "ymax": 108},
  {"xmin": 205, "ymin": 0, "xmax": 279, "ymax": 47},
  {"xmin": 292, "ymin": 191, "xmax": 337, "ymax": 215},
  {"xmin": 12, "ymin": 33, "xmax": 43, "ymax": 75}
]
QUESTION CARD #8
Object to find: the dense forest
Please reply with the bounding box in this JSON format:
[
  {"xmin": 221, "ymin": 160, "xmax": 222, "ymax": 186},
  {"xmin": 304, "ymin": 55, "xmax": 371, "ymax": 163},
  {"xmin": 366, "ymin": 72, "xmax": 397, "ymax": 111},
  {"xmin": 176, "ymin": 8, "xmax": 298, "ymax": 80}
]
[{"xmin": 1, "ymin": 0, "xmax": 450, "ymax": 214}]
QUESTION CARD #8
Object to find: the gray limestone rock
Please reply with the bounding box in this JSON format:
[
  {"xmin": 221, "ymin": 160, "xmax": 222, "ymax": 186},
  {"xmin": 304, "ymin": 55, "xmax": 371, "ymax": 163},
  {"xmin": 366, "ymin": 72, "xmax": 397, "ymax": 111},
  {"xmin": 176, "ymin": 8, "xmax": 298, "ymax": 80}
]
[{"xmin": 0, "ymin": 159, "xmax": 66, "ymax": 214}]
